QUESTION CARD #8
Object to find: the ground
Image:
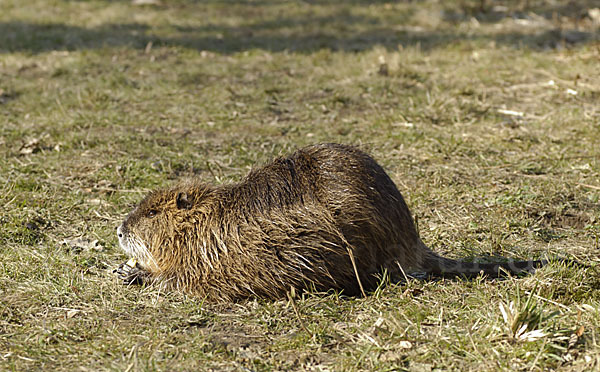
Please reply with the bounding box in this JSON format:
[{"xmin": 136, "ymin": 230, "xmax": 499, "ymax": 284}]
[{"xmin": 1, "ymin": 0, "xmax": 599, "ymax": 370}]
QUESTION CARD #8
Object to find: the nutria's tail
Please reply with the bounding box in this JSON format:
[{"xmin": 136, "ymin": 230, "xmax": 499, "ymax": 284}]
[{"xmin": 425, "ymin": 255, "xmax": 548, "ymax": 278}]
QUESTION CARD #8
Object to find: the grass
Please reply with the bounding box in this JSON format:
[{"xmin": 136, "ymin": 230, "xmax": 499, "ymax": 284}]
[{"xmin": 1, "ymin": 0, "xmax": 599, "ymax": 370}]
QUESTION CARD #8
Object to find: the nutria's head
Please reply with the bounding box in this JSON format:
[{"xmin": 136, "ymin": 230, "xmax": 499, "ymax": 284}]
[{"xmin": 117, "ymin": 182, "xmax": 213, "ymax": 273}]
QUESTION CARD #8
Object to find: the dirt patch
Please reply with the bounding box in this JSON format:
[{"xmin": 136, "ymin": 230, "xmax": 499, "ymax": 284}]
[{"xmin": 528, "ymin": 208, "xmax": 596, "ymax": 230}]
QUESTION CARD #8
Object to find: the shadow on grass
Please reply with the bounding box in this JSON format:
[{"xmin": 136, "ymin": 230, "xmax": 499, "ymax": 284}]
[
  {"xmin": 443, "ymin": 0, "xmax": 600, "ymax": 24},
  {"xmin": 0, "ymin": 3, "xmax": 597, "ymax": 54}
]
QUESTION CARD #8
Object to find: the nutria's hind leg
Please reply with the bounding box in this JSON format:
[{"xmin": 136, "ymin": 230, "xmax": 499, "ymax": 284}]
[{"xmin": 114, "ymin": 260, "xmax": 152, "ymax": 286}]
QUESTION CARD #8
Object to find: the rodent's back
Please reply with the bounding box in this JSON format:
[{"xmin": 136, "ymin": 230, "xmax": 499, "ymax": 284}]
[{"xmin": 295, "ymin": 144, "xmax": 428, "ymax": 278}]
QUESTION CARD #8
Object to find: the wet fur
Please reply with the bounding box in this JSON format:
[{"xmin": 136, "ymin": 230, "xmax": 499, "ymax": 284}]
[{"xmin": 117, "ymin": 143, "xmax": 545, "ymax": 301}]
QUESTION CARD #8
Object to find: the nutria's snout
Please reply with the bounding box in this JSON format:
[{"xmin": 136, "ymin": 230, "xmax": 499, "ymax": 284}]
[
  {"xmin": 116, "ymin": 224, "xmax": 125, "ymax": 243},
  {"xmin": 116, "ymin": 224, "xmax": 129, "ymax": 255}
]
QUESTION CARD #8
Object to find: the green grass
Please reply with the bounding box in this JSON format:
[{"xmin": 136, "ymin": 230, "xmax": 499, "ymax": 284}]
[{"xmin": 1, "ymin": 0, "xmax": 600, "ymax": 370}]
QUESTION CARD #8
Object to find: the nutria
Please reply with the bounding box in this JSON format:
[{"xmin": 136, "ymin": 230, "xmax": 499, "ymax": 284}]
[{"xmin": 116, "ymin": 143, "xmax": 547, "ymax": 301}]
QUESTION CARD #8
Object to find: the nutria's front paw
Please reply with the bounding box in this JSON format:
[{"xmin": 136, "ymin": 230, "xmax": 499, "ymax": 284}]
[{"xmin": 114, "ymin": 258, "xmax": 149, "ymax": 285}]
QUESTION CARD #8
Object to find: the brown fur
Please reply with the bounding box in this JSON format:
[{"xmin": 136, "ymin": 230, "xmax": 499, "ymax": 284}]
[{"xmin": 117, "ymin": 143, "xmax": 545, "ymax": 301}]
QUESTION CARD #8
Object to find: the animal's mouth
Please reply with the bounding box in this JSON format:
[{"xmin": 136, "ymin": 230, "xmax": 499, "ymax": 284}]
[
  {"xmin": 119, "ymin": 239, "xmax": 135, "ymax": 258},
  {"xmin": 116, "ymin": 225, "xmax": 159, "ymax": 272}
]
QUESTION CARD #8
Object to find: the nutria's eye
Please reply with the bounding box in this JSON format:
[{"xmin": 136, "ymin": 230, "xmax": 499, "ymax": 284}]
[{"xmin": 147, "ymin": 210, "xmax": 157, "ymax": 218}]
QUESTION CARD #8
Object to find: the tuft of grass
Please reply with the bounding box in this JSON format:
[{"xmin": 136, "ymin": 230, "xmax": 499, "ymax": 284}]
[{"xmin": 499, "ymin": 283, "xmax": 559, "ymax": 342}]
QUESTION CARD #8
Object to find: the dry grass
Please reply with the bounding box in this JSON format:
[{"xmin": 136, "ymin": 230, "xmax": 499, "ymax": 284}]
[{"xmin": 1, "ymin": 0, "xmax": 599, "ymax": 370}]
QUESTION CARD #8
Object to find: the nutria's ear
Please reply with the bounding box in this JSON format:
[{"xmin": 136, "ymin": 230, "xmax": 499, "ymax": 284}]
[{"xmin": 176, "ymin": 192, "xmax": 192, "ymax": 210}]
